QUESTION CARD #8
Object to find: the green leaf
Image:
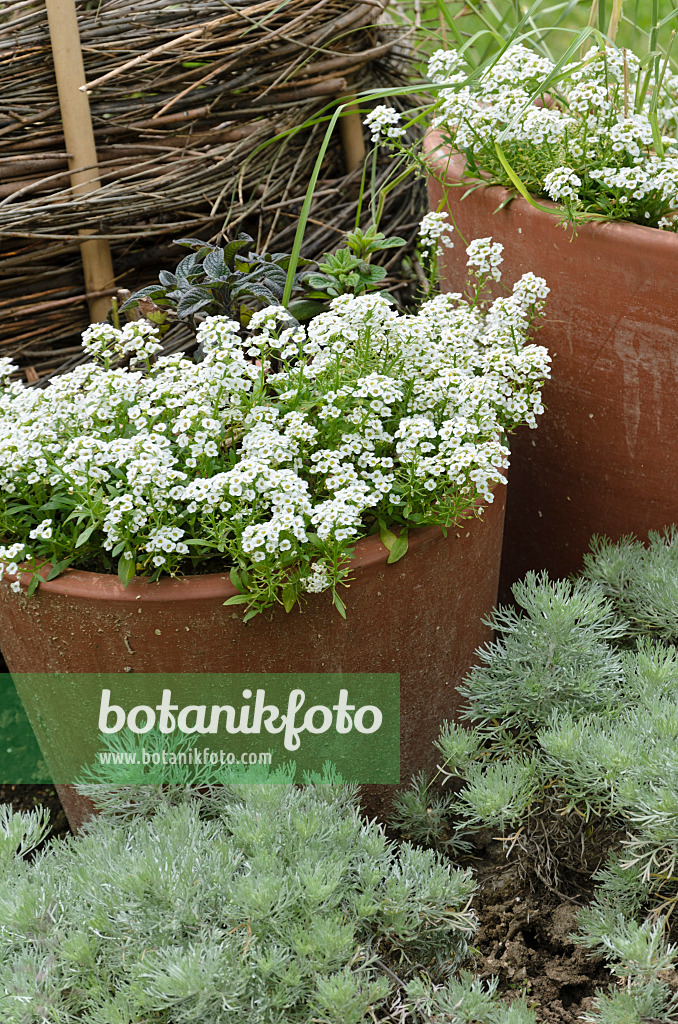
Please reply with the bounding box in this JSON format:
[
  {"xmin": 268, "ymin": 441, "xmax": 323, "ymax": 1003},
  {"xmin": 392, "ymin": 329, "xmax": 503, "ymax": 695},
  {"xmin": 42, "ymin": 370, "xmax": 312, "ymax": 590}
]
[
  {"xmin": 221, "ymin": 235, "xmax": 253, "ymax": 268},
  {"xmin": 379, "ymin": 521, "xmax": 398, "ymax": 552},
  {"xmin": 283, "ymin": 102, "xmax": 345, "ymax": 307},
  {"xmin": 117, "ymin": 552, "xmax": 135, "ymax": 588},
  {"xmin": 332, "ymin": 591, "xmax": 347, "ymax": 619},
  {"xmin": 175, "ymin": 252, "xmax": 201, "ymax": 278},
  {"xmin": 369, "ymin": 234, "xmax": 406, "ymax": 251},
  {"xmin": 39, "ymin": 498, "xmax": 69, "ymax": 512},
  {"xmin": 173, "ymin": 237, "xmax": 210, "ymax": 249},
  {"xmin": 4, "ymin": 504, "xmax": 32, "ymax": 516},
  {"xmin": 648, "ymin": 109, "xmax": 665, "ymax": 158},
  {"xmin": 387, "ymin": 530, "xmax": 409, "ymax": 564},
  {"xmin": 118, "ymin": 285, "xmax": 165, "ymax": 312},
  {"xmin": 175, "ymin": 293, "xmax": 211, "ymax": 318},
  {"xmin": 63, "ymin": 509, "xmax": 87, "ymax": 524},
  {"xmin": 237, "ymin": 281, "xmax": 279, "ymax": 302},
  {"xmin": 229, "ymin": 567, "xmax": 242, "ymax": 591},
  {"xmin": 223, "ymin": 595, "xmax": 251, "ymax": 606},
  {"xmin": 282, "ymin": 586, "xmax": 297, "ymax": 613},
  {"xmin": 75, "ymin": 524, "xmax": 96, "ymax": 549},
  {"xmin": 320, "ymin": 249, "xmax": 362, "ymax": 272},
  {"xmin": 45, "ymin": 558, "xmax": 72, "ymax": 582},
  {"xmin": 203, "ymin": 248, "xmax": 227, "ymax": 279},
  {"xmin": 27, "ymin": 574, "xmax": 40, "ymax": 598},
  {"xmin": 306, "ymin": 273, "xmax": 338, "ymax": 290},
  {"xmin": 287, "ymin": 298, "xmax": 326, "ymax": 320}
]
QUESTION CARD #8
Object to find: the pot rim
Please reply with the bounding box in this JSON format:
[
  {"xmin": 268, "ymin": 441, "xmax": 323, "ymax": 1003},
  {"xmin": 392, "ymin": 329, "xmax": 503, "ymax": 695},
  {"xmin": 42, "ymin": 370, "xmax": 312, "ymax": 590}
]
[
  {"xmin": 424, "ymin": 130, "xmax": 678, "ymax": 252},
  {"xmin": 5, "ymin": 490, "xmax": 498, "ymax": 604}
]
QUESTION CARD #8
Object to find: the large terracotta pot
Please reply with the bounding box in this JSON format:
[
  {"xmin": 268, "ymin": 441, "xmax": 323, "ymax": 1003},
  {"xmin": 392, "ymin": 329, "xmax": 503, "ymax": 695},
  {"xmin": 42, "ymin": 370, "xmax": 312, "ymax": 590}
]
[
  {"xmin": 0, "ymin": 488, "xmax": 506, "ymax": 829},
  {"xmin": 426, "ymin": 136, "xmax": 678, "ymax": 596}
]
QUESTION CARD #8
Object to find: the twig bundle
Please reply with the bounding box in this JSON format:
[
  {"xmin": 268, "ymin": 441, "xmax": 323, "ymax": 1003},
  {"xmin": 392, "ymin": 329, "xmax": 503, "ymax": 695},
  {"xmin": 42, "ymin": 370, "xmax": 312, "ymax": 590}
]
[{"xmin": 0, "ymin": 0, "xmax": 423, "ymax": 379}]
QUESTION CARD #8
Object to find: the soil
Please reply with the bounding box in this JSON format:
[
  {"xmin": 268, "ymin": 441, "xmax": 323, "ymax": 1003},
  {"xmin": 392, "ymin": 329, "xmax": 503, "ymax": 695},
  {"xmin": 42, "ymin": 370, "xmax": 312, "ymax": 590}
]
[
  {"xmin": 0, "ymin": 784, "xmax": 71, "ymax": 844},
  {"xmin": 461, "ymin": 831, "xmax": 612, "ymax": 1023}
]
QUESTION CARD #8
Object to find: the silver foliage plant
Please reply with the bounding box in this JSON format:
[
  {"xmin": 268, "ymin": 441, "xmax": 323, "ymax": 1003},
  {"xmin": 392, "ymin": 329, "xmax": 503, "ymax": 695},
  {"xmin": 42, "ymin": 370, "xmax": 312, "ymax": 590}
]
[
  {"xmin": 393, "ymin": 527, "xmax": 678, "ymax": 1023},
  {"xmin": 0, "ymin": 784, "xmax": 541, "ymax": 1024}
]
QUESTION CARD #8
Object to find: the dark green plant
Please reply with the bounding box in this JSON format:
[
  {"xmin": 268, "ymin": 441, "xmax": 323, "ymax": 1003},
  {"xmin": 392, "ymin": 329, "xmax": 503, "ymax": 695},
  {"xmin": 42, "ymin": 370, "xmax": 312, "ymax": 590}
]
[
  {"xmin": 119, "ymin": 234, "xmax": 306, "ymax": 331},
  {"xmin": 119, "ymin": 226, "xmax": 407, "ymax": 337}
]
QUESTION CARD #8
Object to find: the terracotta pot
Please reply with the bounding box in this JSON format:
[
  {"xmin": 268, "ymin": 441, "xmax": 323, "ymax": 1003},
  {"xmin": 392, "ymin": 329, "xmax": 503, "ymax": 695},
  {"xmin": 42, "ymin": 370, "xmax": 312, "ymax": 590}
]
[
  {"xmin": 426, "ymin": 135, "xmax": 678, "ymax": 597},
  {"xmin": 0, "ymin": 488, "xmax": 506, "ymax": 829}
]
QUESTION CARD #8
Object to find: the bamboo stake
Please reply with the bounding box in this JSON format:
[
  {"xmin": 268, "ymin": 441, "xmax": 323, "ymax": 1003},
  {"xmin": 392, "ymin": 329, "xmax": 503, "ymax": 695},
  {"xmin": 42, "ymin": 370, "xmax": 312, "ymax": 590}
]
[
  {"xmin": 45, "ymin": 0, "xmax": 115, "ymax": 323},
  {"xmin": 338, "ymin": 93, "xmax": 366, "ymax": 173}
]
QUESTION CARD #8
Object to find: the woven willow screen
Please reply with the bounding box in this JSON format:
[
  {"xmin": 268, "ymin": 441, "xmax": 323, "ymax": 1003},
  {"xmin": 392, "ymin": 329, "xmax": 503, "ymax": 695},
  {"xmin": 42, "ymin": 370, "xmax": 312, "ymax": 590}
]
[{"xmin": 0, "ymin": 0, "xmax": 423, "ymax": 380}]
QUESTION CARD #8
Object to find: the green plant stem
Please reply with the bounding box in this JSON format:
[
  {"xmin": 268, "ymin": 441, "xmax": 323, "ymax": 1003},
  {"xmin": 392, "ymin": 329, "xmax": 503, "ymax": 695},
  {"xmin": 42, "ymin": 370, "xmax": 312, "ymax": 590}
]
[{"xmin": 282, "ymin": 103, "xmax": 350, "ymax": 308}]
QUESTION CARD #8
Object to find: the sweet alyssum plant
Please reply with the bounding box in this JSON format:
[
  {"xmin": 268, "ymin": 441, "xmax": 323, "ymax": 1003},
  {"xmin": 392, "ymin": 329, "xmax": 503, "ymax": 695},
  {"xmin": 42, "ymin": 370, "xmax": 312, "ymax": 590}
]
[
  {"xmin": 0, "ymin": 785, "xmax": 539, "ymax": 1024},
  {"xmin": 0, "ymin": 241, "xmax": 549, "ymax": 618},
  {"xmin": 369, "ymin": 41, "xmax": 678, "ymax": 230}
]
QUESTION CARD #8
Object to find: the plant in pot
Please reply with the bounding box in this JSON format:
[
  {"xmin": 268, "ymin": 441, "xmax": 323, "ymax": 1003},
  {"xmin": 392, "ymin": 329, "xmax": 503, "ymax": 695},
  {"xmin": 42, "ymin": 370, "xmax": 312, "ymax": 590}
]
[
  {"xmin": 368, "ymin": 2, "xmax": 678, "ymax": 596},
  {"xmin": 0, "ymin": 234, "xmax": 549, "ymax": 828}
]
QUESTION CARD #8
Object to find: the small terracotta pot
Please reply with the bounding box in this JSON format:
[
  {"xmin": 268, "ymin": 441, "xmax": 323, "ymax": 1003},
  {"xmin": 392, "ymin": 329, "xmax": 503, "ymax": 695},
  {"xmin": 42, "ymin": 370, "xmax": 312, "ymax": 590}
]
[
  {"xmin": 426, "ymin": 135, "xmax": 678, "ymax": 597},
  {"xmin": 0, "ymin": 488, "xmax": 506, "ymax": 829}
]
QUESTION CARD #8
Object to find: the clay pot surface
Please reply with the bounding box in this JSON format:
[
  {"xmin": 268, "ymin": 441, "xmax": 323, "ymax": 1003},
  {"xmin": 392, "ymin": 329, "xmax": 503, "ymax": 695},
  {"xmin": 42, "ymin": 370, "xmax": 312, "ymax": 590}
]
[
  {"xmin": 0, "ymin": 488, "xmax": 506, "ymax": 826},
  {"xmin": 426, "ymin": 135, "xmax": 678, "ymax": 595}
]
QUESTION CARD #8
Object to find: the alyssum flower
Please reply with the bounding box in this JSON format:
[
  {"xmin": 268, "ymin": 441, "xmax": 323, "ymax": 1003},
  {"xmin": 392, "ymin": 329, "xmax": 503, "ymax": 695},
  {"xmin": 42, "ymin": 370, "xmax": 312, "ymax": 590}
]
[
  {"xmin": 0, "ymin": 245, "xmax": 549, "ymax": 617},
  {"xmin": 367, "ymin": 42, "xmax": 678, "ymax": 229},
  {"xmin": 428, "ymin": 42, "xmax": 678, "ymax": 228}
]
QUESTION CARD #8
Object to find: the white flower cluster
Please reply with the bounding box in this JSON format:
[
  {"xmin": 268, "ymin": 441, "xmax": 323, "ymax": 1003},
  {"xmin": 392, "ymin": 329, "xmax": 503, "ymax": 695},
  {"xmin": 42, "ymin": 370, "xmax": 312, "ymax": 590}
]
[
  {"xmin": 82, "ymin": 320, "xmax": 164, "ymax": 365},
  {"xmin": 0, "ymin": 541, "xmax": 30, "ymax": 592},
  {"xmin": 466, "ymin": 238, "xmax": 504, "ymax": 281},
  {"xmin": 0, "ymin": 253, "xmax": 549, "ymax": 613},
  {"xmin": 543, "ymin": 166, "xmax": 582, "ymax": 201},
  {"xmin": 302, "ymin": 562, "xmax": 332, "ymax": 594},
  {"xmin": 419, "ymin": 211, "xmax": 455, "ymax": 251},
  {"xmin": 363, "ymin": 105, "xmax": 406, "ymax": 144},
  {"xmin": 427, "ymin": 42, "xmax": 678, "ymax": 229}
]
